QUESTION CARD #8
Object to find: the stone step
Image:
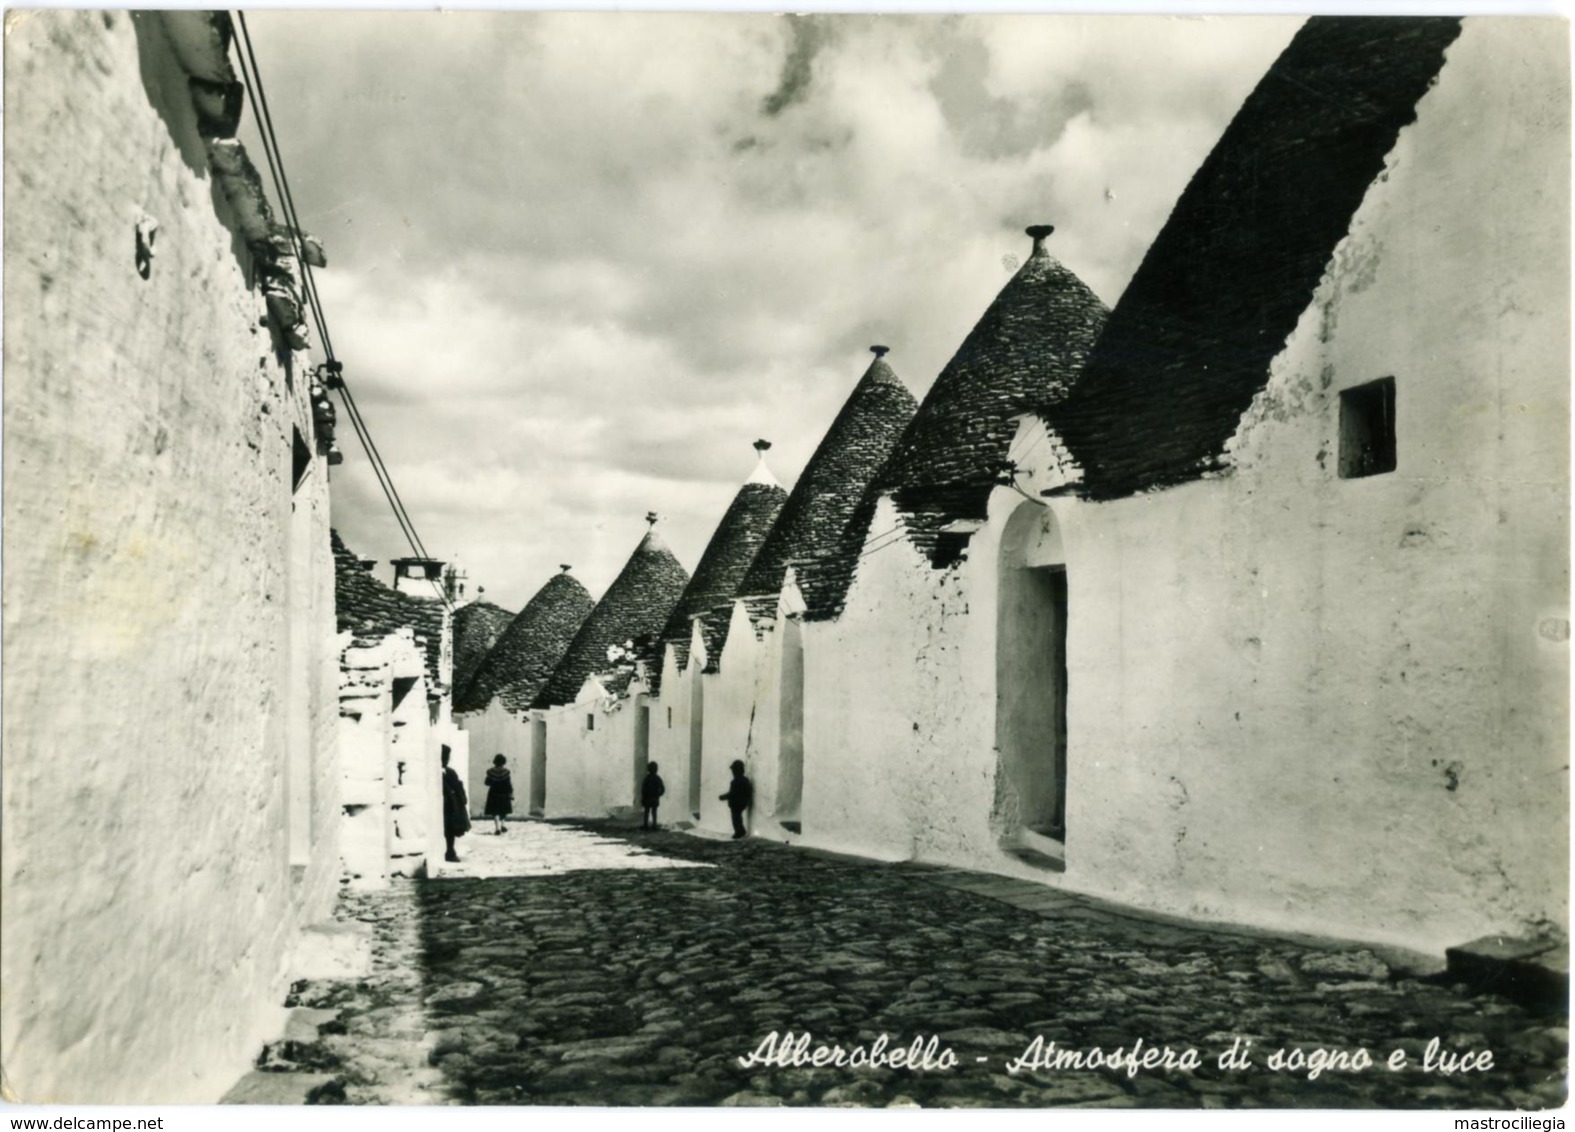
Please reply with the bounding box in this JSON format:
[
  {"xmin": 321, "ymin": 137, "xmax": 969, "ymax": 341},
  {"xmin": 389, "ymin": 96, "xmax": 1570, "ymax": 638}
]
[{"xmin": 1445, "ymin": 934, "xmax": 1568, "ymax": 1012}]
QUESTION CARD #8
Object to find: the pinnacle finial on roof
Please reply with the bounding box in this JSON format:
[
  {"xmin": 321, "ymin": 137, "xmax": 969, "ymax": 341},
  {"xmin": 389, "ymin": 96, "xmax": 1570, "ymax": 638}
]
[
  {"xmin": 645, "ymin": 511, "xmax": 659, "ymax": 527},
  {"xmin": 560, "ymin": 564, "xmax": 572, "ymax": 573},
  {"xmin": 1026, "ymin": 224, "xmax": 1055, "ymax": 252},
  {"xmin": 746, "ymin": 440, "xmax": 781, "ymax": 488},
  {"xmin": 870, "ymin": 345, "xmax": 890, "ymax": 358}
]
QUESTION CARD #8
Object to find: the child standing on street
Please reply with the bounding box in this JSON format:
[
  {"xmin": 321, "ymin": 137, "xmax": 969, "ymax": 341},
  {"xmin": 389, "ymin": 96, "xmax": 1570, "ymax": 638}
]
[
  {"xmin": 441, "ymin": 749, "xmax": 469, "ymax": 862},
  {"xmin": 641, "ymin": 761, "xmax": 665, "ymax": 830},
  {"xmin": 484, "ymin": 754, "xmax": 513, "ymax": 835},
  {"xmin": 719, "ymin": 759, "xmax": 752, "ymax": 840}
]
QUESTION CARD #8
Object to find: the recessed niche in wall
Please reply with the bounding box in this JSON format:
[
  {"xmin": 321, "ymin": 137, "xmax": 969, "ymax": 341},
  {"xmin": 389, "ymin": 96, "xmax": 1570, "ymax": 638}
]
[
  {"xmin": 292, "ymin": 426, "xmax": 312, "ymax": 493},
  {"xmin": 586, "ymin": 713, "xmax": 595, "ymax": 731},
  {"xmin": 391, "ymin": 676, "xmax": 417, "ymax": 711},
  {"xmin": 1338, "ymin": 377, "xmax": 1396, "ymax": 479}
]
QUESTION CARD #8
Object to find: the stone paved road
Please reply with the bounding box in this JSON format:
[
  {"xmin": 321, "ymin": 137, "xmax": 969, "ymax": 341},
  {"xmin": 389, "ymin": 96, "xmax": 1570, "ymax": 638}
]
[{"xmin": 273, "ymin": 819, "xmax": 1567, "ymax": 1109}]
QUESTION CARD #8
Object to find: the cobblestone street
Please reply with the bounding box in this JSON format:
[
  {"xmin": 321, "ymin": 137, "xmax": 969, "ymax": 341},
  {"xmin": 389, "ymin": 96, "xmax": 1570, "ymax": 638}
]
[{"xmin": 260, "ymin": 820, "xmax": 1567, "ymax": 1109}]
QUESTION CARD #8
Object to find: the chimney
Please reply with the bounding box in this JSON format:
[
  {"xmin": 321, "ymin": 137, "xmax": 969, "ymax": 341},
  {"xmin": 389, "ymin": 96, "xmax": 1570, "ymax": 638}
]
[
  {"xmin": 1026, "ymin": 224, "xmax": 1055, "ymax": 254},
  {"xmin": 391, "ymin": 556, "xmax": 445, "ymax": 599}
]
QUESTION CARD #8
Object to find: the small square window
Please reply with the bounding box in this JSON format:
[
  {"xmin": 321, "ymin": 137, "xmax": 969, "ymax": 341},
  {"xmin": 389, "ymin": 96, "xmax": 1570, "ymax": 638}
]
[
  {"xmin": 930, "ymin": 531, "xmax": 971, "ymax": 568},
  {"xmin": 1338, "ymin": 377, "xmax": 1396, "ymax": 479}
]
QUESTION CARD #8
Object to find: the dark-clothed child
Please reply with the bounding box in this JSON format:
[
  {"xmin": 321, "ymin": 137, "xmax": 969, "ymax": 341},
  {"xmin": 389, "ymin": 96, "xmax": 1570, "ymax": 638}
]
[
  {"xmin": 441, "ymin": 749, "xmax": 469, "ymax": 863},
  {"xmin": 484, "ymin": 754, "xmax": 513, "ymax": 835},
  {"xmin": 641, "ymin": 761, "xmax": 666, "ymax": 830},
  {"xmin": 719, "ymin": 759, "xmax": 752, "ymax": 840}
]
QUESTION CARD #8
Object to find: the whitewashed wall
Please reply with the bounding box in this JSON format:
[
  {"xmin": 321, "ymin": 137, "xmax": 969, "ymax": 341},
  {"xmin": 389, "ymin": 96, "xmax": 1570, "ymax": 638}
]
[
  {"xmin": 802, "ymin": 496, "xmax": 1001, "ymax": 867},
  {"xmin": 338, "ymin": 631, "xmax": 437, "ymax": 884},
  {"xmin": 538, "ymin": 680, "xmax": 653, "ymax": 820},
  {"xmin": 692, "ymin": 599, "xmax": 804, "ymax": 842},
  {"xmin": 2, "ymin": 11, "xmax": 342, "ymax": 1102},
  {"xmin": 804, "ymin": 18, "xmax": 1568, "ymax": 954},
  {"xmin": 651, "ymin": 647, "xmax": 700, "ymax": 823},
  {"xmin": 457, "ymin": 701, "xmax": 533, "ymax": 815}
]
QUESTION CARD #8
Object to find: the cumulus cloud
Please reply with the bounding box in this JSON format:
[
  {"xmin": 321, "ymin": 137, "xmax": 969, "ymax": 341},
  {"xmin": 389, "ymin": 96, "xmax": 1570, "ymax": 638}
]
[
  {"xmin": 243, "ymin": 12, "xmax": 1300, "ymax": 610},
  {"xmin": 763, "ymin": 15, "xmax": 836, "ymax": 116}
]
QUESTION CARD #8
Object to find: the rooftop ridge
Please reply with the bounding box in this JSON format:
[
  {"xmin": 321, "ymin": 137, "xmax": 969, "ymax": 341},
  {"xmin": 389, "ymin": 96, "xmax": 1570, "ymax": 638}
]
[
  {"xmin": 455, "ymin": 570, "xmax": 593, "ymax": 714},
  {"xmin": 535, "ymin": 523, "xmax": 690, "ymax": 708},
  {"xmin": 1052, "ymin": 16, "xmax": 1464, "ymax": 499},
  {"xmin": 655, "ymin": 470, "xmax": 787, "ymax": 686},
  {"xmin": 877, "ymin": 226, "xmax": 1108, "ymax": 557},
  {"xmin": 451, "ymin": 599, "xmax": 516, "ymax": 698},
  {"xmin": 331, "ymin": 530, "xmax": 447, "ymax": 690},
  {"xmin": 739, "ymin": 350, "xmax": 918, "ymax": 621}
]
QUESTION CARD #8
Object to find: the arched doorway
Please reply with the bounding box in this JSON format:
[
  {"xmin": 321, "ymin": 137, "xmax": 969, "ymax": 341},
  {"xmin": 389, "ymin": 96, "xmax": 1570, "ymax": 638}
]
[
  {"xmin": 776, "ymin": 615, "xmax": 805, "ymax": 833},
  {"xmin": 995, "ymin": 501, "xmax": 1068, "ymax": 847}
]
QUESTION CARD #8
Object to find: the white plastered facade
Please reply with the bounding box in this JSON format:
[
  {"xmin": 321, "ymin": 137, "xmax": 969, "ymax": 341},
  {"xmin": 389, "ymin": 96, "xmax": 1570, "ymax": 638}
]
[{"xmin": 796, "ymin": 18, "xmax": 1568, "ymax": 955}]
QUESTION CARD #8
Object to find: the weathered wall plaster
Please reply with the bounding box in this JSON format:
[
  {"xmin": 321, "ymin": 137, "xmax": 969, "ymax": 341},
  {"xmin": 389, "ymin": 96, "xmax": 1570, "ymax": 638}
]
[
  {"xmin": 650, "ymin": 648, "xmax": 700, "ymax": 823},
  {"xmin": 801, "ymin": 18, "xmax": 1568, "ymax": 954},
  {"xmin": 802, "ymin": 494, "xmax": 1003, "ymax": 867},
  {"xmin": 456, "ymin": 701, "xmax": 532, "ymax": 816},
  {"xmin": 2, "ymin": 11, "xmax": 342, "ymax": 1102},
  {"xmin": 687, "ymin": 599, "xmax": 805, "ymax": 842},
  {"xmin": 536, "ymin": 681, "xmax": 653, "ymax": 821}
]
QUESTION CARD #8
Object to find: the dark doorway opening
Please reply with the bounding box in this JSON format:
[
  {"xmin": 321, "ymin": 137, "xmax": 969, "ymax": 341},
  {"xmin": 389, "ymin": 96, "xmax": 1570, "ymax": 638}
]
[
  {"xmin": 995, "ymin": 502, "xmax": 1068, "ymax": 865},
  {"xmin": 776, "ymin": 616, "xmax": 805, "ymax": 832}
]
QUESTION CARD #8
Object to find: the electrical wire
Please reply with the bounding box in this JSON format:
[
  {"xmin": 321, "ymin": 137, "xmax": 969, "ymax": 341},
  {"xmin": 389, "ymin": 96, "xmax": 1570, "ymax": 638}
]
[
  {"xmin": 1009, "ymin": 428, "xmax": 1047, "ymax": 468},
  {"xmin": 233, "ymin": 17, "xmax": 434, "ymax": 582},
  {"xmin": 232, "ymin": 13, "xmax": 452, "ymax": 613},
  {"xmin": 858, "ymin": 530, "xmax": 909, "ymax": 559},
  {"xmin": 859, "ymin": 522, "xmax": 905, "ymax": 549},
  {"xmin": 1006, "ymin": 477, "xmax": 1048, "ymax": 508}
]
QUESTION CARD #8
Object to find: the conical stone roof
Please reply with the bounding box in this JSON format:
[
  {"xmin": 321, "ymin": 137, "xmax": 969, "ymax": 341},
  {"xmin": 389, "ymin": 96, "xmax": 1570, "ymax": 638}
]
[
  {"xmin": 534, "ymin": 524, "xmax": 690, "ymax": 708},
  {"xmin": 1052, "ymin": 16, "xmax": 1463, "ymax": 499},
  {"xmin": 455, "ymin": 569, "xmax": 594, "ymax": 714},
  {"xmin": 741, "ymin": 348, "xmax": 918, "ymax": 623},
  {"xmin": 879, "ymin": 228, "xmax": 1108, "ymax": 560},
  {"xmin": 657, "ymin": 448, "xmax": 787, "ymax": 683},
  {"xmin": 451, "ymin": 600, "xmax": 515, "ymax": 698}
]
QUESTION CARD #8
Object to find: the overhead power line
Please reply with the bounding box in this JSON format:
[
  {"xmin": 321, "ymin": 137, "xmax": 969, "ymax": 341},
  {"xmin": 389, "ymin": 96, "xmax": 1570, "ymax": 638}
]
[{"xmin": 231, "ymin": 13, "xmax": 453, "ymax": 614}]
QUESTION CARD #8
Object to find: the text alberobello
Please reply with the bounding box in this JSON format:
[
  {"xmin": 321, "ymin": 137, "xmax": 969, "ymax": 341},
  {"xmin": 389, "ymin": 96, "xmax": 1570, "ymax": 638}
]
[{"xmin": 738, "ymin": 1032, "xmax": 959, "ymax": 1071}]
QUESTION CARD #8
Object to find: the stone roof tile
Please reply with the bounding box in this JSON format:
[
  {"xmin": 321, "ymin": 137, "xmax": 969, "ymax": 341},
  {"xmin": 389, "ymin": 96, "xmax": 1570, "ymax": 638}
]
[
  {"xmin": 332, "ymin": 531, "xmax": 445, "ymax": 689},
  {"xmin": 534, "ymin": 525, "xmax": 690, "ymax": 708},
  {"xmin": 743, "ymin": 350, "xmax": 918, "ymax": 623},
  {"xmin": 451, "ymin": 600, "xmax": 514, "ymax": 695},
  {"xmin": 879, "ymin": 230, "xmax": 1109, "ymax": 560},
  {"xmin": 455, "ymin": 572, "xmax": 594, "ymax": 714},
  {"xmin": 1052, "ymin": 16, "xmax": 1463, "ymax": 499},
  {"xmin": 656, "ymin": 461, "xmax": 787, "ymax": 685}
]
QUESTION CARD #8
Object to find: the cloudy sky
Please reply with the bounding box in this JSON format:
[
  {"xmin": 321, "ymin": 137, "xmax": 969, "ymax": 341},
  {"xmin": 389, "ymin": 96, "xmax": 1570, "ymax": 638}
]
[{"xmin": 243, "ymin": 12, "xmax": 1302, "ymax": 611}]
